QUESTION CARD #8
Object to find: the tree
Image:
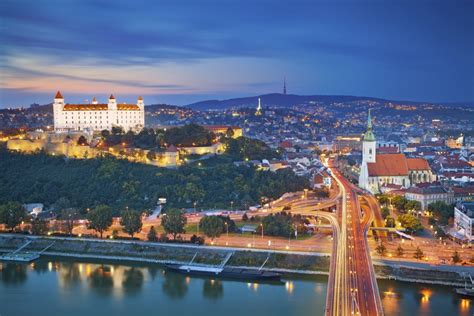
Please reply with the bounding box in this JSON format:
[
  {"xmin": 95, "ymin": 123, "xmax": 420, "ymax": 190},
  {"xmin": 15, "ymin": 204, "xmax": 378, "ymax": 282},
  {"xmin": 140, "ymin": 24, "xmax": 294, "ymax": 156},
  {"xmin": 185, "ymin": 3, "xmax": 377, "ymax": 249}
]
[
  {"xmin": 381, "ymin": 206, "xmax": 390, "ymax": 219},
  {"xmin": 60, "ymin": 208, "xmax": 80, "ymax": 235},
  {"xmin": 392, "ymin": 196, "xmax": 408, "ymax": 212},
  {"xmin": 398, "ymin": 214, "xmax": 423, "ymax": 234},
  {"xmin": 377, "ymin": 194, "xmax": 390, "ymax": 205},
  {"xmin": 199, "ymin": 216, "xmax": 224, "ymax": 240},
  {"xmin": 147, "ymin": 226, "xmax": 157, "ymax": 242},
  {"xmin": 427, "ymin": 201, "xmax": 453, "ymax": 225},
  {"xmin": 452, "ymin": 250, "xmax": 462, "ymax": 264},
  {"xmin": 261, "ymin": 212, "xmax": 293, "ymax": 237},
  {"xmin": 77, "ymin": 135, "xmax": 88, "ymax": 146},
  {"xmin": 161, "ymin": 208, "xmax": 187, "ymax": 240},
  {"xmin": 414, "ymin": 247, "xmax": 424, "ymax": 260},
  {"xmin": 0, "ymin": 202, "xmax": 27, "ymax": 231},
  {"xmin": 120, "ymin": 209, "xmax": 142, "ymax": 238},
  {"xmin": 376, "ymin": 243, "xmax": 387, "ymax": 256},
  {"xmin": 396, "ymin": 244, "xmax": 404, "ymax": 257},
  {"xmin": 53, "ymin": 197, "xmax": 71, "ymax": 212},
  {"xmin": 87, "ymin": 204, "xmax": 114, "ymax": 238},
  {"xmin": 385, "ymin": 216, "xmax": 396, "ymax": 228},
  {"xmin": 31, "ymin": 219, "xmax": 48, "ymax": 235},
  {"xmin": 405, "ymin": 200, "xmax": 421, "ymax": 213}
]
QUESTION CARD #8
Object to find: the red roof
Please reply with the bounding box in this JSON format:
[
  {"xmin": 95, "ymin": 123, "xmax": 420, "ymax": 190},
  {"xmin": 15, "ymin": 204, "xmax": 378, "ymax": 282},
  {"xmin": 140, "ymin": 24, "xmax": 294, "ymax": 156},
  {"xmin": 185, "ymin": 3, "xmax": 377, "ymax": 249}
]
[
  {"xmin": 55, "ymin": 91, "xmax": 63, "ymax": 99},
  {"xmin": 109, "ymin": 94, "xmax": 115, "ymax": 100},
  {"xmin": 279, "ymin": 140, "xmax": 293, "ymax": 149},
  {"xmin": 63, "ymin": 103, "xmax": 139, "ymax": 111},
  {"xmin": 138, "ymin": 96, "xmax": 143, "ymax": 101},
  {"xmin": 368, "ymin": 154, "xmax": 431, "ymax": 176},
  {"xmin": 407, "ymin": 158, "xmax": 431, "ymax": 170},
  {"xmin": 368, "ymin": 154, "xmax": 409, "ymax": 176}
]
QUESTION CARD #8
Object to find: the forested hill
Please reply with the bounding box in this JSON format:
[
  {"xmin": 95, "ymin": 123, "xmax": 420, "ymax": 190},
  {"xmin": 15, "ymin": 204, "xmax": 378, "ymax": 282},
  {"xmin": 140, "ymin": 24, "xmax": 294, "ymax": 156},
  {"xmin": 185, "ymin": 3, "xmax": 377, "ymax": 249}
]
[{"xmin": 0, "ymin": 150, "xmax": 308, "ymax": 212}]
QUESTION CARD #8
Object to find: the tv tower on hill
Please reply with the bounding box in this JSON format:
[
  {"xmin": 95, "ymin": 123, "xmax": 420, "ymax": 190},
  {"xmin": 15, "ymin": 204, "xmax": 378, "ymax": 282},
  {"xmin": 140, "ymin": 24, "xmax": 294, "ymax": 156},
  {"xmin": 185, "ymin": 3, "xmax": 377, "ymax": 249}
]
[{"xmin": 283, "ymin": 76, "xmax": 287, "ymax": 95}]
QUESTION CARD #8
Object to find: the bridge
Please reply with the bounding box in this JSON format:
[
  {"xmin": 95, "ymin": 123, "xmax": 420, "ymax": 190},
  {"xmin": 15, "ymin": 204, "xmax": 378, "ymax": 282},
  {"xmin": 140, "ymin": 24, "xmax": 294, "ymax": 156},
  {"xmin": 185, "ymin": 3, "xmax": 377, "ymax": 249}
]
[{"xmin": 323, "ymin": 160, "xmax": 384, "ymax": 316}]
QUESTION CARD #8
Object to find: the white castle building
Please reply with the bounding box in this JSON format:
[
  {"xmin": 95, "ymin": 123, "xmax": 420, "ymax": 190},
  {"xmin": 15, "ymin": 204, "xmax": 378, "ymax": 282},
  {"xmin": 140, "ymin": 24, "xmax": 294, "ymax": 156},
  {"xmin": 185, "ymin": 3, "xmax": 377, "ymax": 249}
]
[
  {"xmin": 359, "ymin": 110, "xmax": 434, "ymax": 193},
  {"xmin": 53, "ymin": 91, "xmax": 145, "ymax": 132}
]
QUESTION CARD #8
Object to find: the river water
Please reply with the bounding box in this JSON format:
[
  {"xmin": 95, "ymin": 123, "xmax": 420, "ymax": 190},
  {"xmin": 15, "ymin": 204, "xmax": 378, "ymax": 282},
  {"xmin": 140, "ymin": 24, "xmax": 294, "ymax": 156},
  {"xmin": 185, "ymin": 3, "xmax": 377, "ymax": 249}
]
[{"xmin": 0, "ymin": 258, "xmax": 472, "ymax": 316}]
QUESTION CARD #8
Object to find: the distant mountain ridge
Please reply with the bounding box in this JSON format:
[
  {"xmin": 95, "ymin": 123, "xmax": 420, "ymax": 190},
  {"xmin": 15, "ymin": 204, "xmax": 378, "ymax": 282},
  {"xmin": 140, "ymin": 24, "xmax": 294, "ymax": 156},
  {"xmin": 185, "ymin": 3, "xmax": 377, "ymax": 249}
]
[{"xmin": 186, "ymin": 93, "xmax": 473, "ymax": 110}]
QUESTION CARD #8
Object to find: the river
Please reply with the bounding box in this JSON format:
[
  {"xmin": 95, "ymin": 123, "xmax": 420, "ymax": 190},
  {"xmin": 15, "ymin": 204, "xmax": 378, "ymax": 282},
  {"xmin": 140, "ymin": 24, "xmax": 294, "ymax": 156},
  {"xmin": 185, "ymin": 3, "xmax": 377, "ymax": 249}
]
[{"xmin": 0, "ymin": 258, "xmax": 472, "ymax": 316}]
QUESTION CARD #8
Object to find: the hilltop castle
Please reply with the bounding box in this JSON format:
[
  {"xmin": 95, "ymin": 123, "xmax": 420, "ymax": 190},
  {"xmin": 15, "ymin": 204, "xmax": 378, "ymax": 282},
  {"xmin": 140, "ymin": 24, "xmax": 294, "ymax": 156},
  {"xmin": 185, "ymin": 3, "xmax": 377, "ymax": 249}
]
[{"xmin": 53, "ymin": 91, "xmax": 145, "ymax": 132}]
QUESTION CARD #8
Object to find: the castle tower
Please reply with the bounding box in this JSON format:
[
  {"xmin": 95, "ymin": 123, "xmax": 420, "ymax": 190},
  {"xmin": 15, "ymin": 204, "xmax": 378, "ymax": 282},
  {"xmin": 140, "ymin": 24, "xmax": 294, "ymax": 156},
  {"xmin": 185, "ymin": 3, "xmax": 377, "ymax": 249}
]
[
  {"xmin": 362, "ymin": 109, "xmax": 376, "ymax": 163},
  {"xmin": 137, "ymin": 96, "xmax": 144, "ymax": 110},
  {"xmin": 108, "ymin": 94, "xmax": 117, "ymax": 110},
  {"xmin": 255, "ymin": 97, "xmax": 262, "ymax": 116},
  {"xmin": 92, "ymin": 97, "xmax": 98, "ymax": 105},
  {"xmin": 53, "ymin": 91, "xmax": 64, "ymax": 131}
]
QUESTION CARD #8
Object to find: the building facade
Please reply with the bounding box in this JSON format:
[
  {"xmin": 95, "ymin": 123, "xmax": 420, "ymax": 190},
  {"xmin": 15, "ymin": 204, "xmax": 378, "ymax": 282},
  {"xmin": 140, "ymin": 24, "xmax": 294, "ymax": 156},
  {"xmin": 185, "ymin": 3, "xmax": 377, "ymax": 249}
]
[
  {"xmin": 359, "ymin": 111, "xmax": 435, "ymax": 194},
  {"xmin": 405, "ymin": 186, "xmax": 453, "ymax": 210},
  {"xmin": 53, "ymin": 91, "xmax": 145, "ymax": 132},
  {"xmin": 453, "ymin": 202, "xmax": 474, "ymax": 241}
]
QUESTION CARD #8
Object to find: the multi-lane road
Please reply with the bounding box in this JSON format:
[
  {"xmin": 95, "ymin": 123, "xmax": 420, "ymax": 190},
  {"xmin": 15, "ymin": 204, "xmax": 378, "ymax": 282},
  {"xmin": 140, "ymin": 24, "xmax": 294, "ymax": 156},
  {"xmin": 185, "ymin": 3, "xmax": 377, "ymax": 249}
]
[{"xmin": 325, "ymin": 160, "xmax": 384, "ymax": 316}]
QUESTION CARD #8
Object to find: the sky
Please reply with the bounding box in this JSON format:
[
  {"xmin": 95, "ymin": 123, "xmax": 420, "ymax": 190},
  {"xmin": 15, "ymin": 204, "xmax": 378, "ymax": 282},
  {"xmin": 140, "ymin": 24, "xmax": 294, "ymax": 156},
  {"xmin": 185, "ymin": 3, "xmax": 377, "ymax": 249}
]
[{"xmin": 0, "ymin": 0, "xmax": 473, "ymax": 107}]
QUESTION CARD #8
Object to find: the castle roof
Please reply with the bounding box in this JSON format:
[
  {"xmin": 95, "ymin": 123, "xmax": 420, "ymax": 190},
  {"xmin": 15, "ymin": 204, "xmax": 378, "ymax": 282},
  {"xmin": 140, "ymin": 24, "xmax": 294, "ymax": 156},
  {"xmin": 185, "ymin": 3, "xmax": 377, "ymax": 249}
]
[
  {"xmin": 63, "ymin": 103, "xmax": 140, "ymax": 111},
  {"xmin": 138, "ymin": 96, "xmax": 143, "ymax": 101},
  {"xmin": 55, "ymin": 91, "xmax": 63, "ymax": 99},
  {"xmin": 367, "ymin": 154, "xmax": 431, "ymax": 177},
  {"xmin": 109, "ymin": 94, "xmax": 115, "ymax": 100}
]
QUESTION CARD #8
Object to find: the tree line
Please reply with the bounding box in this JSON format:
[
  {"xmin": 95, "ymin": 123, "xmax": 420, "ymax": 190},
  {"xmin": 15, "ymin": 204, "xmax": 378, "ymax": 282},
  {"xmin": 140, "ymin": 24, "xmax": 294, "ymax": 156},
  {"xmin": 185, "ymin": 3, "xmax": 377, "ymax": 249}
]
[{"xmin": 0, "ymin": 148, "xmax": 308, "ymax": 212}]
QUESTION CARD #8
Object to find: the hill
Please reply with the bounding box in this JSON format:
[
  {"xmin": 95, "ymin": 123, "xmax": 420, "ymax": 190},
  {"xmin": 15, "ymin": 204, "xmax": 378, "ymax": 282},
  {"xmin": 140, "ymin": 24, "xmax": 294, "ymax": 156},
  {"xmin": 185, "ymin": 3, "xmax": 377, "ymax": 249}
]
[{"xmin": 187, "ymin": 93, "xmax": 473, "ymax": 111}]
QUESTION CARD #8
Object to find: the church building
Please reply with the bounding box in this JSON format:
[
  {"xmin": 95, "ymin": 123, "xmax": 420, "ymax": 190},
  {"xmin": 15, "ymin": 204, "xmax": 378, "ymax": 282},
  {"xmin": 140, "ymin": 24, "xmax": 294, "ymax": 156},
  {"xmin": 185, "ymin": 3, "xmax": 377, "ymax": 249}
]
[
  {"xmin": 358, "ymin": 110, "xmax": 434, "ymax": 193},
  {"xmin": 53, "ymin": 91, "xmax": 145, "ymax": 132}
]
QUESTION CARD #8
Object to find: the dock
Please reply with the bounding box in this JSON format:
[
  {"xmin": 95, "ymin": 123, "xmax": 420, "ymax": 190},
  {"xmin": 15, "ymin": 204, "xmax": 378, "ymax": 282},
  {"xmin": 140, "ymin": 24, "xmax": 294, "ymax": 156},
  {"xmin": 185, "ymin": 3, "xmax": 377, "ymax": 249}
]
[{"xmin": 0, "ymin": 239, "xmax": 55, "ymax": 263}]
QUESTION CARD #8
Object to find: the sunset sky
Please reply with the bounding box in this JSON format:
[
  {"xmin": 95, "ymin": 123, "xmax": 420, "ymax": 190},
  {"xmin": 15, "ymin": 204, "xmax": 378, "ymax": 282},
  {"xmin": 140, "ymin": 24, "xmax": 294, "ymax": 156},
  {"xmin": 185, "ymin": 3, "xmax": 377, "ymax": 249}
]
[{"xmin": 1, "ymin": 0, "xmax": 473, "ymax": 107}]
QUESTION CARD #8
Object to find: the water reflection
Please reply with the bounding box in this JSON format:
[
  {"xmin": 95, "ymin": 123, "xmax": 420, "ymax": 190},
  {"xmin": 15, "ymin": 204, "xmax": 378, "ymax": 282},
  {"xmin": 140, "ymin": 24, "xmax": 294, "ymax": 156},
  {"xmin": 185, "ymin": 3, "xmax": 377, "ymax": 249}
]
[
  {"xmin": 122, "ymin": 268, "xmax": 144, "ymax": 294},
  {"xmin": 0, "ymin": 263, "xmax": 27, "ymax": 286},
  {"xmin": 88, "ymin": 265, "xmax": 114, "ymax": 295},
  {"xmin": 162, "ymin": 271, "xmax": 188, "ymax": 299},
  {"xmin": 203, "ymin": 279, "xmax": 223, "ymax": 300},
  {"xmin": 59, "ymin": 262, "xmax": 81, "ymax": 288}
]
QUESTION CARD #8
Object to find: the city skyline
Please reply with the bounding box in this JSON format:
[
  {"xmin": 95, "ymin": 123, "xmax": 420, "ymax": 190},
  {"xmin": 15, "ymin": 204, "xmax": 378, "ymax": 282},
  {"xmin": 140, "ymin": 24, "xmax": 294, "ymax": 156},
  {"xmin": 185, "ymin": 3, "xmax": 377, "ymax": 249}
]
[{"xmin": 1, "ymin": 0, "xmax": 473, "ymax": 107}]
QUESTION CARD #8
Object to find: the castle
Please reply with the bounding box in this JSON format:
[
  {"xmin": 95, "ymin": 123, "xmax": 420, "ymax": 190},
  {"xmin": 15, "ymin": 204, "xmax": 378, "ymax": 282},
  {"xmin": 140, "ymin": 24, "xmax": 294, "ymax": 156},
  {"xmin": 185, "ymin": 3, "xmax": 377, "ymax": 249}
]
[
  {"xmin": 53, "ymin": 91, "xmax": 145, "ymax": 132},
  {"xmin": 358, "ymin": 110, "xmax": 434, "ymax": 193}
]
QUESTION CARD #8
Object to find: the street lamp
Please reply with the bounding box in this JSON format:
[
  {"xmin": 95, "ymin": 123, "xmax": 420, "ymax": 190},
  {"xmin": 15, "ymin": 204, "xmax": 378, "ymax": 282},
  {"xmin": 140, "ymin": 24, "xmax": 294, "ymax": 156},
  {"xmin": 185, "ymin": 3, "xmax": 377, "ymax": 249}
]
[
  {"xmin": 224, "ymin": 222, "xmax": 229, "ymax": 239},
  {"xmin": 230, "ymin": 201, "xmax": 234, "ymax": 211},
  {"xmin": 260, "ymin": 223, "xmax": 263, "ymax": 239}
]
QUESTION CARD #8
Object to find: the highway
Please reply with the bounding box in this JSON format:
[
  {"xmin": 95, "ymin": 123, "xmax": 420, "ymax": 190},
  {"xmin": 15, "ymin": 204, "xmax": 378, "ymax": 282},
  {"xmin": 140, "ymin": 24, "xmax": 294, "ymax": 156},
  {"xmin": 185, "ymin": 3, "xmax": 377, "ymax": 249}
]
[{"xmin": 324, "ymin": 160, "xmax": 384, "ymax": 316}]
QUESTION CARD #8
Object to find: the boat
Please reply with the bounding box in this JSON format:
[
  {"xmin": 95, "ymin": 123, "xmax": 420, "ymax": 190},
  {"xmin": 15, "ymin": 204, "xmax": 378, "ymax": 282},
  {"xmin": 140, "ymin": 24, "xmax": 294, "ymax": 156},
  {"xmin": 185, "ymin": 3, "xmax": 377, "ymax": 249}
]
[
  {"xmin": 455, "ymin": 287, "xmax": 474, "ymax": 298},
  {"xmin": 165, "ymin": 263, "xmax": 282, "ymax": 282},
  {"xmin": 454, "ymin": 272, "xmax": 474, "ymax": 297}
]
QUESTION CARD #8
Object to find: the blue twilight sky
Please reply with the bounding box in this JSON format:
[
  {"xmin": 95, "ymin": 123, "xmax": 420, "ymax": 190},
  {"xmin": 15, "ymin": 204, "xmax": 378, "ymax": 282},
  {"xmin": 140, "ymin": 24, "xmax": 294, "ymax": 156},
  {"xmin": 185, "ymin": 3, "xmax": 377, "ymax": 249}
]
[{"xmin": 0, "ymin": 0, "xmax": 473, "ymax": 107}]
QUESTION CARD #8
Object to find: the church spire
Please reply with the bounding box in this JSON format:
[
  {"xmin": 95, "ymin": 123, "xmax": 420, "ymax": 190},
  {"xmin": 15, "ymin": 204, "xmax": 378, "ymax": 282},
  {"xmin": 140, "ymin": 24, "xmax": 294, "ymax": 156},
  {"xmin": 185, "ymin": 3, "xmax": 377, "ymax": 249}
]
[
  {"xmin": 283, "ymin": 76, "xmax": 287, "ymax": 95},
  {"xmin": 367, "ymin": 108, "xmax": 372, "ymax": 130},
  {"xmin": 364, "ymin": 109, "xmax": 375, "ymax": 141}
]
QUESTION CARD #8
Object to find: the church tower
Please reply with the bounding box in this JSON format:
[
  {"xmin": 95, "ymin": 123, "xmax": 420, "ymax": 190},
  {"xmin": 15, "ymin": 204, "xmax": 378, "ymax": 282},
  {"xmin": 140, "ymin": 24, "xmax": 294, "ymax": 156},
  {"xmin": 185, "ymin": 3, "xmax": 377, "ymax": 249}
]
[
  {"xmin": 283, "ymin": 76, "xmax": 287, "ymax": 95},
  {"xmin": 362, "ymin": 109, "xmax": 376, "ymax": 163}
]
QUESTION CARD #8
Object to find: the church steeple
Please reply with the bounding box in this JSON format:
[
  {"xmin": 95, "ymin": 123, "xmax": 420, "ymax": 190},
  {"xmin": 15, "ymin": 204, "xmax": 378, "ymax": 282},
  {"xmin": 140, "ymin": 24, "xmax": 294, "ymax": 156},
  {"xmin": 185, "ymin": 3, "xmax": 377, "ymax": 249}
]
[
  {"xmin": 283, "ymin": 76, "xmax": 287, "ymax": 95},
  {"xmin": 364, "ymin": 109, "xmax": 375, "ymax": 142}
]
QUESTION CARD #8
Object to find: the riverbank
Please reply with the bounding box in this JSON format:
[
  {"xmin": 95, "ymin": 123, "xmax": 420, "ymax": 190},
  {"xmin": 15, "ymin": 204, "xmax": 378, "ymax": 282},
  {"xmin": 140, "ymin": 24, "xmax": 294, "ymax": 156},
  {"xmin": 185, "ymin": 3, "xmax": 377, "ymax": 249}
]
[{"xmin": 1, "ymin": 234, "xmax": 472, "ymax": 286}]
